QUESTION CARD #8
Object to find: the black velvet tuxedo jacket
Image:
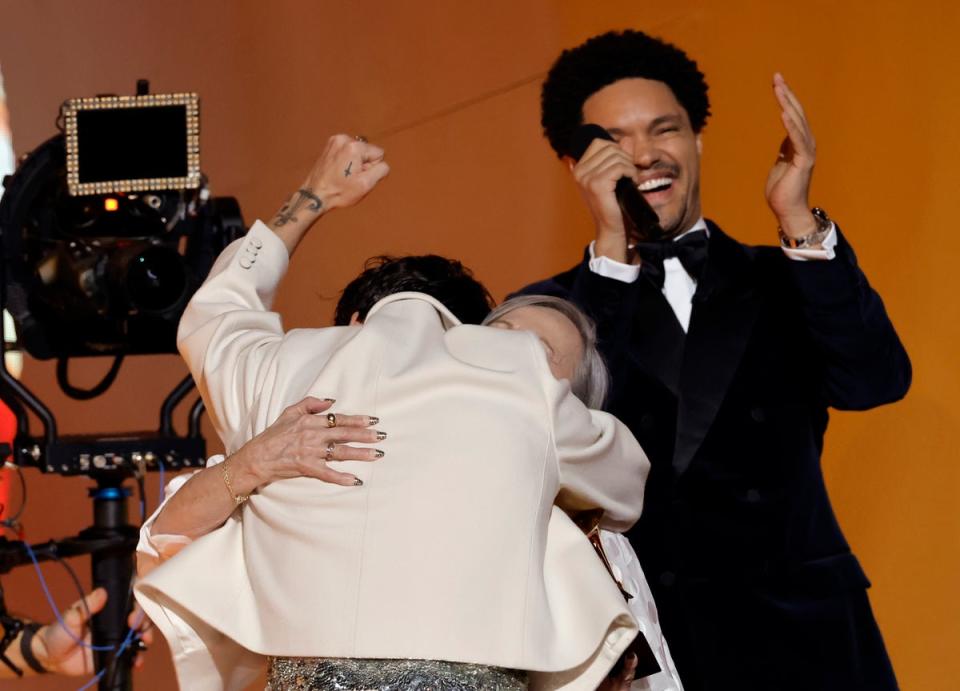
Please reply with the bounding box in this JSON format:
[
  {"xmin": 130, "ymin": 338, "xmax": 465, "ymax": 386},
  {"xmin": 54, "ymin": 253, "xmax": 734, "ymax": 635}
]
[{"xmin": 518, "ymin": 222, "xmax": 910, "ymax": 690}]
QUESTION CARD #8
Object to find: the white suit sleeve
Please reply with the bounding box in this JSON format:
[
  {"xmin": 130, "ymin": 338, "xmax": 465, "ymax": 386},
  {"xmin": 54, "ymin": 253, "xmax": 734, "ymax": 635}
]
[
  {"xmin": 177, "ymin": 220, "xmax": 289, "ymax": 451},
  {"xmin": 538, "ymin": 339, "xmax": 649, "ymax": 531}
]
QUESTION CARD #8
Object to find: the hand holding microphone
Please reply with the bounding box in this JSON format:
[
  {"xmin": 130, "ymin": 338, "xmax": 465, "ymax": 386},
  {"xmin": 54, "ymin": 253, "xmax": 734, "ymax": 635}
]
[{"xmin": 567, "ymin": 124, "xmax": 664, "ymax": 257}]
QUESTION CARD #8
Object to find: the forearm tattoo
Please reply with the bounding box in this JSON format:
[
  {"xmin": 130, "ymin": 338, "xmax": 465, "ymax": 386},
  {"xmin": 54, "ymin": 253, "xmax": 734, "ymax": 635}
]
[{"xmin": 272, "ymin": 188, "xmax": 324, "ymax": 226}]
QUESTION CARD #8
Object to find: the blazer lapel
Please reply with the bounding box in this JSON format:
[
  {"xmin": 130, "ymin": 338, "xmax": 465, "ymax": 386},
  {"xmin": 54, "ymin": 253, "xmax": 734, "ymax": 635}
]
[
  {"xmin": 623, "ymin": 275, "xmax": 686, "ymax": 398},
  {"xmin": 673, "ymin": 224, "xmax": 760, "ymax": 476}
]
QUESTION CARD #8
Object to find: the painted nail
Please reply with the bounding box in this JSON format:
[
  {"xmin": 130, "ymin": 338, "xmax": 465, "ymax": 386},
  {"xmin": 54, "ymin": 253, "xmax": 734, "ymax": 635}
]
[
  {"xmin": 375, "ymin": 431, "xmax": 387, "ymax": 441},
  {"xmin": 353, "ymin": 477, "xmax": 364, "ymax": 486},
  {"xmin": 374, "ymin": 449, "xmax": 385, "ymax": 458},
  {"xmin": 367, "ymin": 416, "xmax": 380, "ymax": 426}
]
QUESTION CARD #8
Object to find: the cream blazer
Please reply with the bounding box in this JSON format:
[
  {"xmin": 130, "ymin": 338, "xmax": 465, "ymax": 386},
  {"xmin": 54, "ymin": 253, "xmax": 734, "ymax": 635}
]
[{"xmin": 135, "ymin": 221, "xmax": 650, "ymax": 690}]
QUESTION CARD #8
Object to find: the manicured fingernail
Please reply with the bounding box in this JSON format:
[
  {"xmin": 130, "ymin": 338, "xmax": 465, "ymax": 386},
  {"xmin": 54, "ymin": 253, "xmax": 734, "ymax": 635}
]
[
  {"xmin": 353, "ymin": 477, "xmax": 364, "ymax": 486},
  {"xmin": 374, "ymin": 449, "xmax": 385, "ymax": 458},
  {"xmin": 367, "ymin": 416, "xmax": 380, "ymax": 426},
  {"xmin": 324, "ymin": 398, "xmax": 336, "ymax": 403},
  {"xmin": 375, "ymin": 431, "xmax": 387, "ymax": 441}
]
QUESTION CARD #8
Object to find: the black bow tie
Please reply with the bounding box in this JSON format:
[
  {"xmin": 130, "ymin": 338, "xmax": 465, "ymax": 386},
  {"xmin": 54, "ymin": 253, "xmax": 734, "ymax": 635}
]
[{"xmin": 635, "ymin": 230, "xmax": 709, "ymax": 289}]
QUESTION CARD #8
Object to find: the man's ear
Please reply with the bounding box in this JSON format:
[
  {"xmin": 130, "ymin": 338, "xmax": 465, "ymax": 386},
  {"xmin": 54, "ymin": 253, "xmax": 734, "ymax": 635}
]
[
  {"xmin": 349, "ymin": 311, "xmax": 362, "ymax": 326},
  {"xmin": 563, "ymin": 156, "xmax": 577, "ymax": 173},
  {"xmin": 696, "ymin": 134, "xmax": 703, "ymax": 155}
]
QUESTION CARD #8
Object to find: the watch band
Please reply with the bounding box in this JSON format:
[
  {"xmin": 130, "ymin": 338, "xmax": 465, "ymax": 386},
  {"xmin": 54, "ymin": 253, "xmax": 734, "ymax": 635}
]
[
  {"xmin": 778, "ymin": 207, "xmax": 831, "ymax": 249},
  {"xmin": 19, "ymin": 622, "xmax": 47, "ymax": 674}
]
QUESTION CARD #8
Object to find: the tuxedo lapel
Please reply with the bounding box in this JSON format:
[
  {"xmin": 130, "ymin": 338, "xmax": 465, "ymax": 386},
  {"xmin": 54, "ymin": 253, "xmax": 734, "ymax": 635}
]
[
  {"xmin": 624, "ymin": 275, "xmax": 686, "ymax": 398},
  {"xmin": 673, "ymin": 224, "xmax": 760, "ymax": 476}
]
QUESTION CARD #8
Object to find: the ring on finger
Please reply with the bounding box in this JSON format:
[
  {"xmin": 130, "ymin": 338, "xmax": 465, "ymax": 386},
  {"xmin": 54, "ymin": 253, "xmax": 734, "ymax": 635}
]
[
  {"xmin": 354, "ymin": 135, "xmax": 368, "ymax": 143},
  {"xmin": 326, "ymin": 412, "xmax": 337, "ymax": 428},
  {"xmin": 324, "ymin": 441, "xmax": 336, "ymax": 461}
]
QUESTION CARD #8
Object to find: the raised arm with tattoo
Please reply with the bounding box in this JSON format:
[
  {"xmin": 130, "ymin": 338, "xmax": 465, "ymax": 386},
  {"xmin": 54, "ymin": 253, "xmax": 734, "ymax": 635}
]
[
  {"xmin": 148, "ymin": 134, "xmax": 391, "ymax": 545},
  {"xmin": 267, "ymin": 134, "xmax": 389, "ymax": 255}
]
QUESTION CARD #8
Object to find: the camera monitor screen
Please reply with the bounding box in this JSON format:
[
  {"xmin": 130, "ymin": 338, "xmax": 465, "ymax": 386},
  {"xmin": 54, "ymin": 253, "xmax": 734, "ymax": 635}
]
[{"xmin": 62, "ymin": 93, "xmax": 200, "ymax": 196}]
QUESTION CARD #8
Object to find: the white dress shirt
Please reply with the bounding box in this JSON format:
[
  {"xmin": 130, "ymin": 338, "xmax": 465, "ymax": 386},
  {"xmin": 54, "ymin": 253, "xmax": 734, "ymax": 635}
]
[{"xmin": 588, "ymin": 218, "xmax": 837, "ymax": 332}]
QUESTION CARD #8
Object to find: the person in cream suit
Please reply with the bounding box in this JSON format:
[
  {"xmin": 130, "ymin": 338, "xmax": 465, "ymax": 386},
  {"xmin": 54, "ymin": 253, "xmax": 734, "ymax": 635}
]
[{"xmin": 135, "ymin": 134, "xmax": 651, "ymax": 690}]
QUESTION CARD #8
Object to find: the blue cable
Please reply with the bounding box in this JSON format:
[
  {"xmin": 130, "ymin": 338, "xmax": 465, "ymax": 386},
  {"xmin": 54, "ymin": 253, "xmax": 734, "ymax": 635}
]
[
  {"xmin": 76, "ymin": 460, "xmax": 170, "ymax": 689},
  {"xmin": 74, "ymin": 450, "xmax": 168, "ymax": 689},
  {"xmin": 22, "ymin": 541, "xmax": 113, "ymax": 652},
  {"xmin": 76, "ymin": 667, "xmax": 106, "ymax": 689},
  {"xmin": 24, "ymin": 457, "xmax": 175, "ymax": 686},
  {"xmin": 157, "ymin": 456, "xmax": 166, "ymax": 506},
  {"xmin": 76, "ymin": 616, "xmax": 140, "ymax": 691},
  {"xmin": 22, "ymin": 467, "xmax": 159, "ymax": 651}
]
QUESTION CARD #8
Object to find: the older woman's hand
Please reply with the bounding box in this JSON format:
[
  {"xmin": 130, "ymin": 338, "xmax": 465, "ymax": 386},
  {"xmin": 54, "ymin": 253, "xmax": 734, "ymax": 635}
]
[
  {"xmin": 149, "ymin": 396, "xmax": 385, "ymax": 542},
  {"xmin": 232, "ymin": 396, "xmax": 384, "ymax": 488}
]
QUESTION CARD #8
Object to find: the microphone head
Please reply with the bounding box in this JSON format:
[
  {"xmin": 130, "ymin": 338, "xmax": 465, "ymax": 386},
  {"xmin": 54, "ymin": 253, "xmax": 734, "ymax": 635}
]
[{"xmin": 567, "ymin": 124, "xmax": 613, "ymax": 161}]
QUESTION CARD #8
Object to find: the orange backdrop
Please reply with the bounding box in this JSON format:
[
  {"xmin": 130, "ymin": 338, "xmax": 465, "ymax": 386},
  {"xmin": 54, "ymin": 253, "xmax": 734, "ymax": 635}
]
[{"xmin": 0, "ymin": 1, "xmax": 956, "ymax": 688}]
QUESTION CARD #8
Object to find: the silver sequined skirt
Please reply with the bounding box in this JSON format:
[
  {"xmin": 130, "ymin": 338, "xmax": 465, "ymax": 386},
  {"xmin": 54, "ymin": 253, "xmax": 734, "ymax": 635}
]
[{"xmin": 265, "ymin": 657, "xmax": 529, "ymax": 690}]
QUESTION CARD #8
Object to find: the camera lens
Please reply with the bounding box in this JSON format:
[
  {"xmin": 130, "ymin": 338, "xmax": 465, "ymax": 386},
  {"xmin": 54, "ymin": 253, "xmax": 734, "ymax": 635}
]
[{"xmin": 125, "ymin": 246, "xmax": 188, "ymax": 313}]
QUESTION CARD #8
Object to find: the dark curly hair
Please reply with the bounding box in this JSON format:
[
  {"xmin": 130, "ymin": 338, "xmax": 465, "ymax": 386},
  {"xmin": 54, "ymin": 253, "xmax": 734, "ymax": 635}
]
[
  {"xmin": 334, "ymin": 255, "xmax": 494, "ymax": 326},
  {"xmin": 541, "ymin": 30, "xmax": 711, "ymax": 158}
]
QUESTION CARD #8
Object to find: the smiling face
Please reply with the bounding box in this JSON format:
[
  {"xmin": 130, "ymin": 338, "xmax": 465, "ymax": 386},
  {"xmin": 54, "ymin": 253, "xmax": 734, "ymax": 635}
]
[
  {"xmin": 581, "ymin": 77, "xmax": 703, "ymax": 237},
  {"xmin": 488, "ymin": 305, "xmax": 584, "ymax": 382}
]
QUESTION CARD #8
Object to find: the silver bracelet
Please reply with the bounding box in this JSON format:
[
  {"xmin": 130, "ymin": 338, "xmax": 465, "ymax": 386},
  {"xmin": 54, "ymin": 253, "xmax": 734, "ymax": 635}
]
[{"xmin": 778, "ymin": 207, "xmax": 831, "ymax": 249}]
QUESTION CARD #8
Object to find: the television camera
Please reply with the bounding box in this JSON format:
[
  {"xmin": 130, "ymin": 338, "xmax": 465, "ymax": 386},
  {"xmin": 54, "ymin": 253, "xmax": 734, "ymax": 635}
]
[{"xmin": 0, "ymin": 80, "xmax": 244, "ymax": 690}]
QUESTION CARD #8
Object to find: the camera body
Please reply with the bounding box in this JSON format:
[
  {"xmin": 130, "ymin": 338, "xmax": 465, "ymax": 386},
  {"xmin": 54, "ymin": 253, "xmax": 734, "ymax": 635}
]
[{"xmin": 0, "ymin": 92, "xmax": 244, "ymax": 359}]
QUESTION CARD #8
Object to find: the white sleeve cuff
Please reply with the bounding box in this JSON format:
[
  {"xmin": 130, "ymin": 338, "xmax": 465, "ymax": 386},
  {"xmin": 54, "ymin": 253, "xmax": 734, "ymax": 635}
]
[
  {"xmin": 587, "ymin": 241, "xmax": 641, "ymax": 283},
  {"xmin": 782, "ymin": 224, "xmax": 837, "ymax": 261}
]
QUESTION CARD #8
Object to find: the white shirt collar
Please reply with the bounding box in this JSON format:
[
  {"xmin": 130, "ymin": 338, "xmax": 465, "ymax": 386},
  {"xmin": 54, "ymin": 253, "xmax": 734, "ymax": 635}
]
[{"xmin": 673, "ymin": 217, "xmax": 708, "ymax": 241}]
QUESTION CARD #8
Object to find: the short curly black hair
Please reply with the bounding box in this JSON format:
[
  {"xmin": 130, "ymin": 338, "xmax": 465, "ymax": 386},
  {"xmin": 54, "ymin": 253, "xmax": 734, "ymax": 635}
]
[
  {"xmin": 334, "ymin": 255, "xmax": 494, "ymax": 326},
  {"xmin": 541, "ymin": 30, "xmax": 710, "ymax": 158}
]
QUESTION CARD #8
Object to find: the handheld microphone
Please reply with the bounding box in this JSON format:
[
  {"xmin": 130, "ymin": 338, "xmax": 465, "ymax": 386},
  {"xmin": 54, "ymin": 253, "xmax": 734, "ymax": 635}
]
[{"xmin": 567, "ymin": 124, "xmax": 665, "ymax": 242}]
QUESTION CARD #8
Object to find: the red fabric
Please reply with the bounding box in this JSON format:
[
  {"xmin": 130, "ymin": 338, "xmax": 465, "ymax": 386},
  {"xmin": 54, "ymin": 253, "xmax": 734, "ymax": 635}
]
[{"xmin": 0, "ymin": 402, "xmax": 14, "ymax": 518}]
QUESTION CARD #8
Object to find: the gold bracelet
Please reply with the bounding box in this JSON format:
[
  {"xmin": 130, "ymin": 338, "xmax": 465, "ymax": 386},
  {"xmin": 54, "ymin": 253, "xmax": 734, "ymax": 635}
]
[{"xmin": 221, "ymin": 456, "xmax": 250, "ymax": 506}]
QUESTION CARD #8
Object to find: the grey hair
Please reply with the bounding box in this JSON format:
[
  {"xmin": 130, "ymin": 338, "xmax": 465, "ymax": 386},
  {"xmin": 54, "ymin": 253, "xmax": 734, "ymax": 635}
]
[{"xmin": 482, "ymin": 295, "xmax": 609, "ymax": 409}]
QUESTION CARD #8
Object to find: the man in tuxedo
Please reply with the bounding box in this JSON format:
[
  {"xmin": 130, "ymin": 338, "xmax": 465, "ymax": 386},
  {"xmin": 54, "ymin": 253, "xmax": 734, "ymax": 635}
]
[{"xmin": 519, "ymin": 30, "xmax": 910, "ymax": 690}]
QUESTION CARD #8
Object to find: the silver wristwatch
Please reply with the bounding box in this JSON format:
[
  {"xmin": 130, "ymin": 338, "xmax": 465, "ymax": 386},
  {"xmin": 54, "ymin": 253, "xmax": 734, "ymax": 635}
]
[{"xmin": 778, "ymin": 207, "xmax": 832, "ymax": 249}]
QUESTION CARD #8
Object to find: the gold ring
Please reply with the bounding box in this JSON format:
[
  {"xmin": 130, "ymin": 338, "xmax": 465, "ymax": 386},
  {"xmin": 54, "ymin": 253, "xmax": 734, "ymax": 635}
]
[
  {"xmin": 355, "ymin": 135, "xmax": 368, "ymax": 143},
  {"xmin": 324, "ymin": 442, "xmax": 336, "ymax": 461},
  {"xmin": 326, "ymin": 412, "xmax": 337, "ymax": 428}
]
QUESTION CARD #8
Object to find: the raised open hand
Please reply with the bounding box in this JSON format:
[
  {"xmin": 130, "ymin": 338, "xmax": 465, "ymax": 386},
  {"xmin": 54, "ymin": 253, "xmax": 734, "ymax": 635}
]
[{"xmin": 765, "ymin": 73, "xmax": 818, "ymax": 238}]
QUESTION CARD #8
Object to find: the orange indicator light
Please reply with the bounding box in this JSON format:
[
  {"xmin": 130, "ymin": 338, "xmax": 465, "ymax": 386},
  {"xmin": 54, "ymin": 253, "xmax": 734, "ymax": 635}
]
[{"xmin": 104, "ymin": 198, "xmax": 119, "ymax": 212}]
